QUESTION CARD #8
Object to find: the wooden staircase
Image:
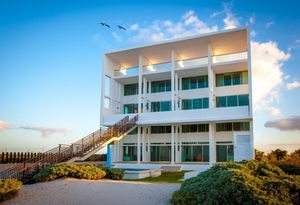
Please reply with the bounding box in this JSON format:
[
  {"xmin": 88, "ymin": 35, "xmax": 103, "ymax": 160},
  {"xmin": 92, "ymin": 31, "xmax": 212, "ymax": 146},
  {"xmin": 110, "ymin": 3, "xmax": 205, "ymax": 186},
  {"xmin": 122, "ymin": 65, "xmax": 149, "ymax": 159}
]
[{"xmin": 0, "ymin": 115, "xmax": 138, "ymax": 181}]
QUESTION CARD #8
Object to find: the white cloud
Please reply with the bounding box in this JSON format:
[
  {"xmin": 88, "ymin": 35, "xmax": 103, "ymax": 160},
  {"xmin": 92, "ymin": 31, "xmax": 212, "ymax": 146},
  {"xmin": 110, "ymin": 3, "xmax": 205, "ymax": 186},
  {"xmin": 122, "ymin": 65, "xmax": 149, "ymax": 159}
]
[
  {"xmin": 223, "ymin": 4, "xmax": 239, "ymax": 29},
  {"xmin": 20, "ymin": 126, "xmax": 70, "ymax": 137},
  {"xmin": 268, "ymin": 107, "xmax": 282, "ymax": 117},
  {"xmin": 265, "ymin": 115, "xmax": 300, "ymax": 131},
  {"xmin": 287, "ymin": 81, "xmax": 300, "ymax": 89},
  {"xmin": 112, "ymin": 32, "xmax": 122, "ymax": 43},
  {"xmin": 0, "ymin": 120, "xmax": 11, "ymax": 131},
  {"xmin": 251, "ymin": 41, "xmax": 290, "ymax": 112},
  {"xmin": 250, "ymin": 30, "xmax": 257, "ymax": 37},
  {"xmin": 130, "ymin": 23, "xmax": 139, "ymax": 31},
  {"xmin": 265, "ymin": 21, "xmax": 274, "ymax": 28},
  {"xmin": 129, "ymin": 10, "xmax": 218, "ymax": 43}
]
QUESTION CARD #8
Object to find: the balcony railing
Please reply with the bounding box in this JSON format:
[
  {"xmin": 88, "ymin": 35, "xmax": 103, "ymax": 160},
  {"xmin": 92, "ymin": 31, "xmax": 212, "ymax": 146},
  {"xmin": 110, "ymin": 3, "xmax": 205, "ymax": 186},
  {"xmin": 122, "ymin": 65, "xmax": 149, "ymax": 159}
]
[
  {"xmin": 176, "ymin": 56, "xmax": 208, "ymax": 69},
  {"xmin": 212, "ymin": 52, "xmax": 247, "ymax": 64},
  {"xmin": 114, "ymin": 66, "xmax": 139, "ymax": 77},
  {"xmin": 143, "ymin": 61, "xmax": 171, "ymax": 74}
]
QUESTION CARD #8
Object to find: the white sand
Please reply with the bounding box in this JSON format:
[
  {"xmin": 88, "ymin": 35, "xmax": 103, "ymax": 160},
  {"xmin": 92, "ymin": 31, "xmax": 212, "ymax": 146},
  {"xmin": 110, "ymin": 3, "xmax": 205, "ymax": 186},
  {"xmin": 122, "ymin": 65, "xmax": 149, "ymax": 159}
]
[{"xmin": 3, "ymin": 178, "xmax": 180, "ymax": 205}]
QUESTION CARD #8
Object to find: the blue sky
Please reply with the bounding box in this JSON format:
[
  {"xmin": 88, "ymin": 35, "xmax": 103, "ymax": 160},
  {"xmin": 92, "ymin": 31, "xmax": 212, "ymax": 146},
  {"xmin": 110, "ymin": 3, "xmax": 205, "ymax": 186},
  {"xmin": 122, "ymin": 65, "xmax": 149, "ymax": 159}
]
[{"xmin": 0, "ymin": 0, "xmax": 300, "ymax": 153}]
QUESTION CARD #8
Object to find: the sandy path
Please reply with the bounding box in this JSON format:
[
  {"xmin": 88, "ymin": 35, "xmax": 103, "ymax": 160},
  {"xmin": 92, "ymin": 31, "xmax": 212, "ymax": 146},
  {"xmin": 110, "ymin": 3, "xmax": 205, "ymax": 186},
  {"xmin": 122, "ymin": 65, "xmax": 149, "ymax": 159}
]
[{"xmin": 3, "ymin": 178, "xmax": 180, "ymax": 205}]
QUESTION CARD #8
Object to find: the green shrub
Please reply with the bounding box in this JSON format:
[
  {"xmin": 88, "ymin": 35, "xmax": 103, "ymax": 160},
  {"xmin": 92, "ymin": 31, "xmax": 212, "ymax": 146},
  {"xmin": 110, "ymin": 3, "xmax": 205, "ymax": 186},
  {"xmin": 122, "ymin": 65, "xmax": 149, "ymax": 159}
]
[
  {"xmin": 0, "ymin": 178, "xmax": 22, "ymax": 201},
  {"xmin": 275, "ymin": 161, "xmax": 300, "ymax": 175},
  {"xmin": 32, "ymin": 163, "xmax": 106, "ymax": 183},
  {"xmin": 171, "ymin": 160, "xmax": 300, "ymax": 205},
  {"xmin": 101, "ymin": 167, "xmax": 124, "ymax": 180}
]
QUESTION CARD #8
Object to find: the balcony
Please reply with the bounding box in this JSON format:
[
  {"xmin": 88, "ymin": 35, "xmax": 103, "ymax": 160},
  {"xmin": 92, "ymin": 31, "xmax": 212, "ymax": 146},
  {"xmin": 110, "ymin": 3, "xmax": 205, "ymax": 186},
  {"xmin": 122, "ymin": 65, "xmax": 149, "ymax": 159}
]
[
  {"xmin": 102, "ymin": 106, "xmax": 251, "ymax": 126},
  {"xmin": 212, "ymin": 52, "xmax": 247, "ymax": 65},
  {"xmin": 176, "ymin": 57, "xmax": 208, "ymax": 69},
  {"xmin": 114, "ymin": 66, "xmax": 139, "ymax": 77},
  {"xmin": 143, "ymin": 61, "xmax": 171, "ymax": 74}
]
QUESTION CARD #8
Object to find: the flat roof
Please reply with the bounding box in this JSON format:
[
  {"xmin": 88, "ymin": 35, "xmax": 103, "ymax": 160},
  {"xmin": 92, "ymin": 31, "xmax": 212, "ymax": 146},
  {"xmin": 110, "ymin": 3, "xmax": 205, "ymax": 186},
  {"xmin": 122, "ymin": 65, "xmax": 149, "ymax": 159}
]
[{"xmin": 106, "ymin": 27, "xmax": 248, "ymax": 67}]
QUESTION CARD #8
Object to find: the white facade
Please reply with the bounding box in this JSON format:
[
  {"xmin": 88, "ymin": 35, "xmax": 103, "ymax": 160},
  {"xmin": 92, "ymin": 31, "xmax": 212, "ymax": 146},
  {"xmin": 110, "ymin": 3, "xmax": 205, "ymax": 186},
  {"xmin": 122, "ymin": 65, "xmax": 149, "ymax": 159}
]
[{"xmin": 100, "ymin": 27, "xmax": 253, "ymax": 170}]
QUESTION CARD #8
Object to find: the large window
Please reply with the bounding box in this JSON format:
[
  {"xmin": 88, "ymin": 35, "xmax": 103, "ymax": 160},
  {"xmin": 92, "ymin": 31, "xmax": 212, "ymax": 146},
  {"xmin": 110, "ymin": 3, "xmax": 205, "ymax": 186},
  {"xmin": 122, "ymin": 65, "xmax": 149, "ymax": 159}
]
[
  {"xmin": 216, "ymin": 71, "xmax": 248, "ymax": 87},
  {"xmin": 151, "ymin": 101, "xmax": 171, "ymax": 112},
  {"xmin": 216, "ymin": 95, "xmax": 249, "ymax": 107},
  {"xmin": 150, "ymin": 145, "xmax": 171, "ymax": 161},
  {"xmin": 123, "ymin": 145, "xmax": 137, "ymax": 161},
  {"xmin": 123, "ymin": 104, "xmax": 138, "ymax": 114},
  {"xmin": 151, "ymin": 126, "xmax": 171, "ymax": 134},
  {"xmin": 216, "ymin": 143, "xmax": 234, "ymax": 162},
  {"xmin": 182, "ymin": 75, "xmax": 208, "ymax": 90},
  {"xmin": 182, "ymin": 98, "xmax": 209, "ymax": 110},
  {"xmin": 182, "ymin": 124, "xmax": 209, "ymax": 133},
  {"xmin": 124, "ymin": 83, "xmax": 138, "ymax": 96},
  {"xmin": 181, "ymin": 143, "xmax": 209, "ymax": 162},
  {"xmin": 128, "ymin": 127, "xmax": 138, "ymax": 135},
  {"xmin": 216, "ymin": 122, "xmax": 250, "ymax": 132},
  {"xmin": 151, "ymin": 80, "xmax": 171, "ymax": 93}
]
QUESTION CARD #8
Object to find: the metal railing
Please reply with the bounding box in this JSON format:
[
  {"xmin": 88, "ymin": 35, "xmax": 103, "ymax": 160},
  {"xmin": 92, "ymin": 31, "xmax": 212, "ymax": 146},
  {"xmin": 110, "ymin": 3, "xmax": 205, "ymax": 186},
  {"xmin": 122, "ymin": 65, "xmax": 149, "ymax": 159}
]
[{"xmin": 0, "ymin": 115, "xmax": 138, "ymax": 180}]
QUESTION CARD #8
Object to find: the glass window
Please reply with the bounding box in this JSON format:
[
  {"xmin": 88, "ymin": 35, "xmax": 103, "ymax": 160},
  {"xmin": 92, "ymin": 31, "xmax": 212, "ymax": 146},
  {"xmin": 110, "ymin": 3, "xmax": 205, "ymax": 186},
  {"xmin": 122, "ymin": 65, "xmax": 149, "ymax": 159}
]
[
  {"xmin": 190, "ymin": 124, "xmax": 198, "ymax": 132},
  {"xmin": 224, "ymin": 75, "xmax": 232, "ymax": 86},
  {"xmin": 233, "ymin": 122, "xmax": 250, "ymax": 131},
  {"xmin": 151, "ymin": 126, "xmax": 171, "ymax": 134},
  {"xmin": 232, "ymin": 73, "xmax": 241, "ymax": 85},
  {"xmin": 182, "ymin": 99, "xmax": 192, "ymax": 110},
  {"xmin": 217, "ymin": 145, "xmax": 228, "ymax": 162},
  {"xmin": 151, "ymin": 81, "xmax": 159, "ymax": 93},
  {"xmin": 216, "ymin": 123, "xmax": 233, "ymax": 132},
  {"xmin": 151, "ymin": 102, "xmax": 160, "ymax": 112},
  {"xmin": 241, "ymin": 71, "xmax": 248, "ymax": 84},
  {"xmin": 238, "ymin": 95, "xmax": 249, "ymax": 106},
  {"xmin": 216, "ymin": 96, "xmax": 227, "ymax": 107},
  {"xmin": 161, "ymin": 101, "xmax": 171, "ymax": 111},
  {"xmin": 190, "ymin": 77, "xmax": 197, "ymax": 89},
  {"xmin": 124, "ymin": 83, "xmax": 138, "ymax": 96},
  {"xmin": 227, "ymin": 95, "xmax": 238, "ymax": 107},
  {"xmin": 182, "ymin": 78, "xmax": 190, "ymax": 90},
  {"xmin": 165, "ymin": 80, "xmax": 171, "ymax": 92},
  {"xmin": 216, "ymin": 74, "xmax": 224, "ymax": 87},
  {"xmin": 151, "ymin": 146, "xmax": 171, "ymax": 161},
  {"xmin": 198, "ymin": 124, "xmax": 209, "ymax": 132},
  {"xmin": 203, "ymin": 145, "xmax": 209, "ymax": 162},
  {"xmin": 128, "ymin": 127, "xmax": 138, "ymax": 135},
  {"xmin": 123, "ymin": 146, "xmax": 137, "ymax": 161},
  {"xmin": 193, "ymin": 98, "xmax": 202, "ymax": 109},
  {"xmin": 203, "ymin": 98, "xmax": 209, "ymax": 108},
  {"xmin": 198, "ymin": 76, "xmax": 208, "ymax": 88},
  {"xmin": 124, "ymin": 104, "xmax": 138, "ymax": 114}
]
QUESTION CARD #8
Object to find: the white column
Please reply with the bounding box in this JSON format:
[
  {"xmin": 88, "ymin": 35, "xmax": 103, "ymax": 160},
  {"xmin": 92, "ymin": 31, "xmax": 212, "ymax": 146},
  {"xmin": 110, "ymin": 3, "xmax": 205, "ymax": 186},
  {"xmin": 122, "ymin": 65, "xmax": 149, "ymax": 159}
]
[
  {"xmin": 171, "ymin": 50, "xmax": 176, "ymax": 111},
  {"xmin": 138, "ymin": 55, "xmax": 144, "ymax": 113},
  {"xmin": 148, "ymin": 80, "xmax": 152, "ymax": 111},
  {"xmin": 175, "ymin": 73, "xmax": 179, "ymax": 110},
  {"xmin": 137, "ymin": 126, "xmax": 141, "ymax": 164},
  {"xmin": 208, "ymin": 44, "xmax": 215, "ymax": 108},
  {"xmin": 171, "ymin": 125, "xmax": 175, "ymax": 165},
  {"xmin": 175, "ymin": 125, "xmax": 180, "ymax": 163},
  {"xmin": 209, "ymin": 123, "xmax": 216, "ymax": 166},
  {"xmin": 143, "ymin": 77, "xmax": 147, "ymax": 112},
  {"xmin": 147, "ymin": 127, "xmax": 150, "ymax": 161},
  {"xmin": 142, "ymin": 126, "xmax": 146, "ymax": 162}
]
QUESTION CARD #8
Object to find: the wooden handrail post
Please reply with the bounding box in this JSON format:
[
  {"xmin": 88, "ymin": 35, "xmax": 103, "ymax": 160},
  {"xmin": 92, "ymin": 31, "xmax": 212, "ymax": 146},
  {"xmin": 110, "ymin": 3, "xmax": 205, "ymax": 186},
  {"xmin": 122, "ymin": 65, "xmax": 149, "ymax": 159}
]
[
  {"xmin": 58, "ymin": 144, "xmax": 61, "ymax": 162},
  {"xmin": 81, "ymin": 139, "xmax": 84, "ymax": 156}
]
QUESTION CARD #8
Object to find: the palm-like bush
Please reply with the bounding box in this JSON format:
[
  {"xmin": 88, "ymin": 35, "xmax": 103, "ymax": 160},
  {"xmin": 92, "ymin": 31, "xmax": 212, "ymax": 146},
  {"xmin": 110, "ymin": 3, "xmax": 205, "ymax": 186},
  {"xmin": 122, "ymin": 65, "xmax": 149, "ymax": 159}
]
[
  {"xmin": 0, "ymin": 178, "xmax": 22, "ymax": 201},
  {"xmin": 171, "ymin": 160, "xmax": 300, "ymax": 205}
]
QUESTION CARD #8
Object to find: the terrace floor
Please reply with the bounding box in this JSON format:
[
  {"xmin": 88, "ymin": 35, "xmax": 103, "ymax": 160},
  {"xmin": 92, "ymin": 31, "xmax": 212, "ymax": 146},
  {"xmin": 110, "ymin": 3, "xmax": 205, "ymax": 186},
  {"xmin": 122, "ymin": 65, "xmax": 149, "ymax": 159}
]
[{"xmin": 3, "ymin": 178, "xmax": 180, "ymax": 205}]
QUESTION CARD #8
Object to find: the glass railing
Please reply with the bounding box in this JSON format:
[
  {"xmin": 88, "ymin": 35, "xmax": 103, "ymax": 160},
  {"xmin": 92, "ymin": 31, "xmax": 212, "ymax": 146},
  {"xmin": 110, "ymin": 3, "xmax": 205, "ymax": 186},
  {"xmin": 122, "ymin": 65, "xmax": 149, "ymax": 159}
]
[
  {"xmin": 114, "ymin": 66, "xmax": 139, "ymax": 77},
  {"xmin": 143, "ymin": 61, "xmax": 171, "ymax": 74},
  {"xmin": 176, "ymin": 57, "xmax": 208, "ymax": 69},
  {"xmin": 212, "ymin": 52, "xmax": 247, "ymax": 64}
]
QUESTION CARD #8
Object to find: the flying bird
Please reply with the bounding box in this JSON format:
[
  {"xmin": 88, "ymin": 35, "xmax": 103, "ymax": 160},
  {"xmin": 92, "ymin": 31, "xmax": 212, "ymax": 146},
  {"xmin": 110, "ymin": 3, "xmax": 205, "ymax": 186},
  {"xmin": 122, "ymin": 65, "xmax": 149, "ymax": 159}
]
[
  {"xmin": 117, "ymin": 25, "xmax": 126, "ymax": 30},
  {"xmin": 100, "ymin": 22, "xmax": 111, "ymax": 28}
]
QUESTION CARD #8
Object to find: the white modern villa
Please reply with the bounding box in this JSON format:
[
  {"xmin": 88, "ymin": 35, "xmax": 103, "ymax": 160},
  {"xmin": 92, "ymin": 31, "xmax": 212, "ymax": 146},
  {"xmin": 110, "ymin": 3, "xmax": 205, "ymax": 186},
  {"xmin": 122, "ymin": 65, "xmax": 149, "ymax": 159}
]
[{"xmin": 100, "ymin": 27, "xmax": 253, "ymax": 171}]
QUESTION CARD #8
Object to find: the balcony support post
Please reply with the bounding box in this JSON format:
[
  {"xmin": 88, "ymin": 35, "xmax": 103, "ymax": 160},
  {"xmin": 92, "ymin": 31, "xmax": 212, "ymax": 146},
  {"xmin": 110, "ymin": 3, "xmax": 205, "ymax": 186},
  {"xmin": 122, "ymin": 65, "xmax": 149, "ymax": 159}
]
[
  {"xmin": 138, "ymin": 55, "xmax": 144, "ymax": 114},
  {"xmin": 137, "ymin": 126, "xmax": 141, "ymax": 164},
  {"xmin": 171, "ymin": 125, "xmax": 175, "ymax": 165},
  {"xmin": 209, "ymin": 123, "xmax": 216, "ymax": 167},
  {"xmin": 171, "ymin": 50, "xmax": 176, "ymax": 111},
  {"xmin": 208, "ymin": 44, "xmax": 215, "ymax": 108}
]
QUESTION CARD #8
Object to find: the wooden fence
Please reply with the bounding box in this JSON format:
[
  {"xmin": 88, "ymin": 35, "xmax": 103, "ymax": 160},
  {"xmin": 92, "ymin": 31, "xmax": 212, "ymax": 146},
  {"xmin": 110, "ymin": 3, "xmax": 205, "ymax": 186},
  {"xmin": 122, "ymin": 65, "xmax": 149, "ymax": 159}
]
[{"xmin": 0, "ymin": 152, "xmax": 107, "ymax": 163}]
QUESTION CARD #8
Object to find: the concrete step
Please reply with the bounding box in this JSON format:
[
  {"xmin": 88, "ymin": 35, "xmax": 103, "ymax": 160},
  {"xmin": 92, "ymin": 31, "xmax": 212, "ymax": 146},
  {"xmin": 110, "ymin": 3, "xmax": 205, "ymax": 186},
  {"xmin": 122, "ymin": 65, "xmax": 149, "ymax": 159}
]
[{"xmin": 160, "ymin": 165, "xmax": 182, "ymax": 172}]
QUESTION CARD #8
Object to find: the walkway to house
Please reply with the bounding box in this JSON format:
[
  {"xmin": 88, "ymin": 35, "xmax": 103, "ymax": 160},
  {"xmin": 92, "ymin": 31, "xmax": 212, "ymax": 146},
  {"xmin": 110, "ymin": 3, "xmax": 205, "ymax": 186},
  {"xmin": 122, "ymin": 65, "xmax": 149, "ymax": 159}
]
[{"xmin": 3, "ymin": 178, "xmax": 180, "ymax": 205}]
